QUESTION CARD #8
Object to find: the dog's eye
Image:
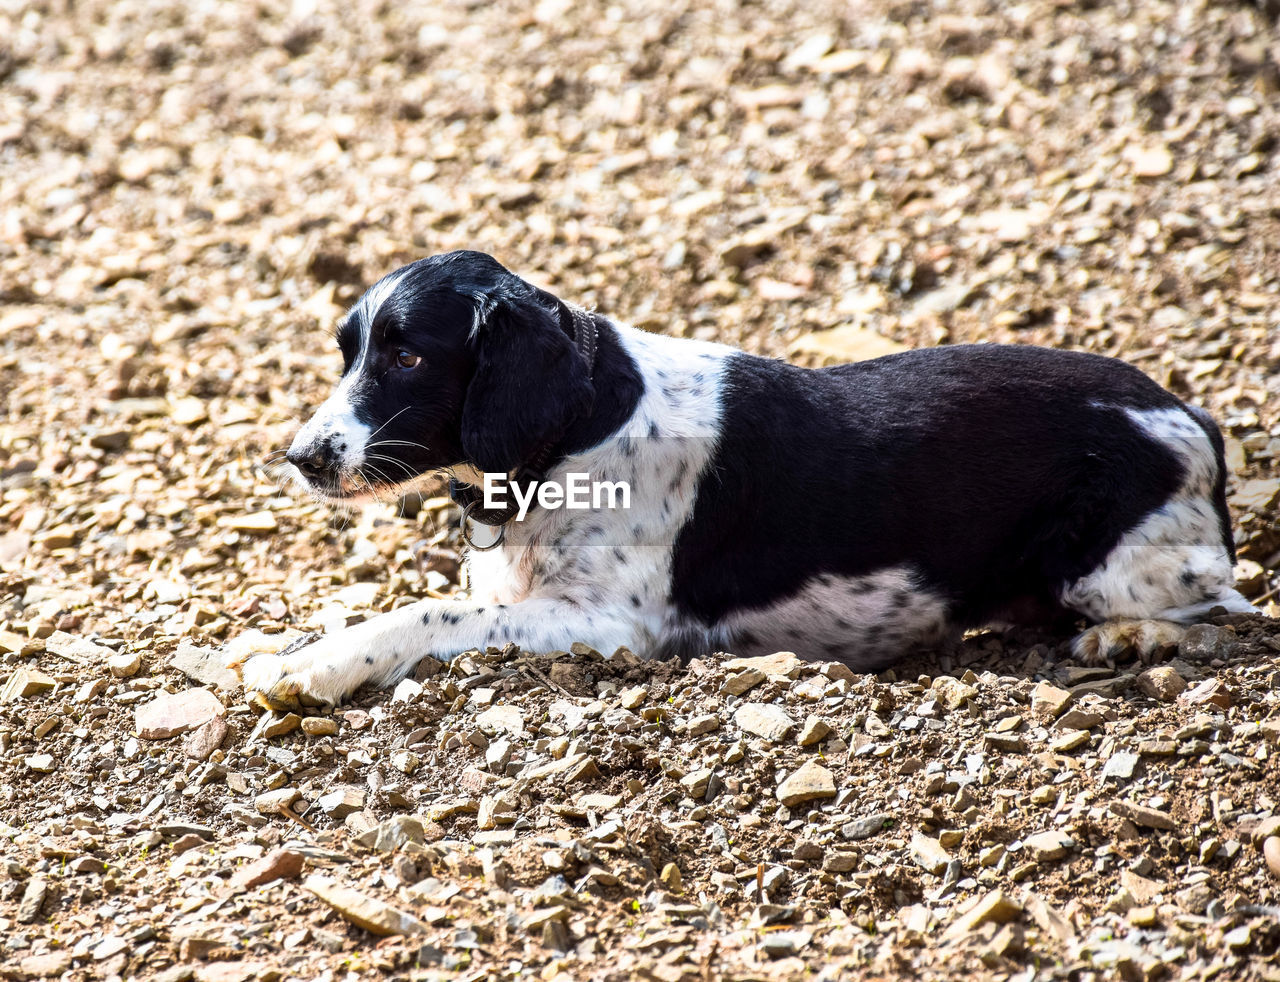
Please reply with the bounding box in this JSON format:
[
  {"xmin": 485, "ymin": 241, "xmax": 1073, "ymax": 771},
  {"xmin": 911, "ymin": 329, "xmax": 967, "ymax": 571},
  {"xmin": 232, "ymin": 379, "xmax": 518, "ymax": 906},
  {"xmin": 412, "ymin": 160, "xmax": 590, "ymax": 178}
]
[{"xmin": 395, "ymin": 350, "xmax": 422, "ymax": 369}]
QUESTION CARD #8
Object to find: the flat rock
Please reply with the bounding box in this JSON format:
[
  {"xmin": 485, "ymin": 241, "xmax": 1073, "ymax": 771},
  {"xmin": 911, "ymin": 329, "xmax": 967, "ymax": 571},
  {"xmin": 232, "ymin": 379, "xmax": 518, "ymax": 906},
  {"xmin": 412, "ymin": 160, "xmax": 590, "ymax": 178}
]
[
  {"xmin": 721, "ymin": 668, "xmax": 766, "ymax": 696},
  {"xmin": 776, "ymin": 760, "xmax": 836, "ymax": 807},
  {"xmin": 723, "ymin": 651, "xmax": 803, "ymax": 678},
  {"xmin": 932, "ymin": 676, "xmax": 979, "ymax": 710},
  {"xmin": 1031, "ymin": 682, "xmax": 1073, "ymax": 719},
  {"xmin": 108, "ymin": 650, "xmax": 142, "ymax": 678},
  {"xmin": 797, "ymin": 715, "xmax": 831, "ymax": 746},
  {"xmin": 232, "ymin": 847, "xmax": 305, "ymax": 889},
  {"xmin": 45, "ymin": 631, "xmax": 111, "ymax": 664},
  {"xmin": 171, "ymin": 641, "xmax": 241, "ymax": 691},
  {"xmin": 262, "ymin": 712, "xmax": 301, "ymax": 738},
  {"xmin": 1101, "ymin": 751, "xmax": 1141, "ymax": 782},
  {"xmin": 304, "ymin": 874, "xmax": 427, "ymax": 936},
  {"xmin": 1136, "ymin": 666, "xmax": 1186, "ymax": 702},
  {"xmin": 18, "ymin": 951, "xmax": 73, "ymax": 978},
  {"xmin": 475, "ymin": 704, "xmax": 525, "ymax": 737},
  {"xmin": 318, "ymin": 786, "xmax": 365, "ymax": 819},
  {"xmin": 136, "ymin": 687, "xmax": 226, "ymax": 739},
  {"xmin": 1, "ymin": 667, "xmax": 57, "ymax": 702},
  {"xmin": 947, "ymin": 890, "xmax": 1023, "ymax": 937},
  {"xmin": 255, "ymin": 788, "xmax": 300, "ymax": 815},
  {"xmin": 735, "ymin": 703, "xmax": 796, "ymax": 742},
  {"xmin": 909, "ymin": 833, "xmax": 952, "ymax": 874},
  {"xmin": 356, "ymin": 815, "xmax": 425, "ymax": 853},
  {"xmin": 301, "ymin": 716, "xmax": 338, "ymax": 736},
  {"xmin": 183, "ymin": 715, "xmax": 228, "ymax": 760},
  {"xmin": 1024, "ymin": 830, "xmax": 1072, "ymax": 862},
  {"xmin": 1113, "ymin": 800, "xmax": 1178, "ymax": 831},
  {"xmin": 1178, "ymin": 677, "xmax": 1233, "ymax": 710}
]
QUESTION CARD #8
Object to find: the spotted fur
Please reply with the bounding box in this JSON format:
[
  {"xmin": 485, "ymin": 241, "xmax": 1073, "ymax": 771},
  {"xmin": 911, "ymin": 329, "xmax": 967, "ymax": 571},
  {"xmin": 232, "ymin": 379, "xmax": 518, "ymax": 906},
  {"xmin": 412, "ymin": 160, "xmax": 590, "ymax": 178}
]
[{"xmin": 234, "ymin": 251, "xmax": 1259, "ymax": 708}]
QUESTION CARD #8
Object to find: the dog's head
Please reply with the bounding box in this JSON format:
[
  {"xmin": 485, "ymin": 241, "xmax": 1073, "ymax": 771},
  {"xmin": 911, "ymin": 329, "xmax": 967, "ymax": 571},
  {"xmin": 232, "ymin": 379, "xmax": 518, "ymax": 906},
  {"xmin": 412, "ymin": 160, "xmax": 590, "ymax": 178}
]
[{"xmin": 285, "ymin": 251, "xmax": 595, "ymax": 503}]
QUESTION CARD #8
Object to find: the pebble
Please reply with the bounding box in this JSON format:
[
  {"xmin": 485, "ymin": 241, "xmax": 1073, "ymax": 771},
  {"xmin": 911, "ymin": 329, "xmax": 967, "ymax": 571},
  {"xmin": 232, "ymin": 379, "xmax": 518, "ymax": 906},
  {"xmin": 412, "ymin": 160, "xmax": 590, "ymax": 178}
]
[
  {"xmin": 27, "ymin": 753, "xmax": 55, "ymax": 772},
  {"xmin": 262, "ymin": 712, "xmax": 301, "ymax": 738},
  {"xmin": 1023, "ymin": 830, "xmax": 1071, "ymax": 862},
  {"xmin": 721, "ymin": 668, "xmax": 766, "ymax": 696},
  {"xmin": 135, "ymin": 687, "xmax": 225, "ymax": 739},
  {"xmin": 724, "ymin": 651, "xmax": 803, "ymax": 678},
  {"xmin": 317, "ymin": 787, "xmax": 364, "ymax": 819},
  {"xmin": 1113, "ymin": 800, "xmax": 1178, "ymax": 831},
  {"xmin": 932, "ymin": 676, "xmax": 978, "ymax": 710},
  {"xmin": 233, "ymin": 847, "xmax": 305, "ymax": 889},
  {"xmin": 618, "ymin": 685, "xmax": 648, "ymax": 709},
  {"xmin": 476, "ymin": 704, "xmax": 525, "ymax": 737},
  {"xmin": 1136, "ymin": 665, "xmax": 1185, "ymax": 702},
  {"xmin": 1178, "ymin": 624, "xmax": 1235, "ymax": 660},
  {"xmin": 797, "ymin": 715, "xmax": 831, "ymax": 746},
  {"xmin": 107, "ymin": 649, "xmax": 142, "ymax": 678},
  {"xmin": 1127, "ymin": 143, "xmax": 1174, "ymax": 177},
  {"xmin": 983, "ymin": 732, "xmax": 1026, "ymax": 753},
  {"xmin": 734, "ymin": 703, "xmax": 796, "ymax": 742},
  {"xmin": 910, "ymin": 833, "xmax": 952, "ymax": 874},
  {"xmin": 776, "ymin": 760, "xmax": 836, "ymax": 806},
  {"xmin": 304, "ymin": 874, "xmax": 428, "ymax": 936},
  {"xmin": 1, "ymin": 666, "xmax": 56, "ymax": 702},
  {"xmin": 1178, "ymin": 677, "xmax": 1233, "ymax": 710},
  {"xmin": 761, "ymin": 929, "xmax": 812, "ymax": 957},
  {"xmin": 1030, "ymin": 682, "xmax": 1072, "ymax": 719},
  {"xmin": 1264, "ymin": 837, "xmax": 1280, "ymax": 880},
  {"xmin": 946, "ymin": 890, "xmax": 1023, "ymax": 937},
  {"xmin": 844, "ymin": 813, "xmax": 893, "ymax": 841},
  {"xmin": 1101, "ymin": 751, "xmax": 1140, "ymax": 782},
  {"xmin": 254, "ymin": 788, "xmax": 300, "ymax": 815},
  {"xmin": 183, "ymin": 715, "xmax": 227, "ymax": 760},
  {"xmin": 301, "ymin": 716, "xmax": 338, "ymax": 736},
  {"xmin": 686, "ymin": 714, "xmax": 720, "ymax": 736}
]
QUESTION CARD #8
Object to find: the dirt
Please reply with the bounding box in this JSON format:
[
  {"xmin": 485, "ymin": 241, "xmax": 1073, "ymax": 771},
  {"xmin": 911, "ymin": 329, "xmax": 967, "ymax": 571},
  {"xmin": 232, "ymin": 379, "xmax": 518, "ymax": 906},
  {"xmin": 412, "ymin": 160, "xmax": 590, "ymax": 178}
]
[{"xmin": 2, "ymin": 0, "xmax": 1280, "ymax": 979}]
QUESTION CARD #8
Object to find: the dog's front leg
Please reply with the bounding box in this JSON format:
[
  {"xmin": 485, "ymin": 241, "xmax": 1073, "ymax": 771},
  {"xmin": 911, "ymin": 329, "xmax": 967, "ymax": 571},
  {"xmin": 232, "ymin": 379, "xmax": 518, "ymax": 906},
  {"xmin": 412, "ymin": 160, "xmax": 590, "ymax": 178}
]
[{"xmin": 233, "ymin": 598, "xmax": 633, "ymax": 710}]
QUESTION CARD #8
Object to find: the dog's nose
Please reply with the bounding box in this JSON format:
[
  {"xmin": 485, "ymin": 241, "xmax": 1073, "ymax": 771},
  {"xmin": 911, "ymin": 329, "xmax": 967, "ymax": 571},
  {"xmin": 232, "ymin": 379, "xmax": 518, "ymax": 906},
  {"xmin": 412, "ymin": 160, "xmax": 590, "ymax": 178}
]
[{"xmin": 287, "ymin": 445, "xmax": 333, "ymax": 482}]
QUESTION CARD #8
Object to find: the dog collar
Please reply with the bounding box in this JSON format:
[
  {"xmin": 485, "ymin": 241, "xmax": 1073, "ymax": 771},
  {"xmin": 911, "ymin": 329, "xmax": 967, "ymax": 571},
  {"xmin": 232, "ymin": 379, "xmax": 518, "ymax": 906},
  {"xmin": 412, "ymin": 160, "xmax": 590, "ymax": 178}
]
[{"xmin": 451, "ymin": 304, "xmax": 599, "ymax": 549}]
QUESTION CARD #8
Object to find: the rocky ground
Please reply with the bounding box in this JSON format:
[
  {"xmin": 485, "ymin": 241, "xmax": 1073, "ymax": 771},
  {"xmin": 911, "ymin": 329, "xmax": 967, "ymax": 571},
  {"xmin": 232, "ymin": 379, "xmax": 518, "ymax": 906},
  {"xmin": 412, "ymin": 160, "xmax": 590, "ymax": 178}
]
[{"xmin": 2, "ymin": 0, "xmax": 1280, "ymax": 979}]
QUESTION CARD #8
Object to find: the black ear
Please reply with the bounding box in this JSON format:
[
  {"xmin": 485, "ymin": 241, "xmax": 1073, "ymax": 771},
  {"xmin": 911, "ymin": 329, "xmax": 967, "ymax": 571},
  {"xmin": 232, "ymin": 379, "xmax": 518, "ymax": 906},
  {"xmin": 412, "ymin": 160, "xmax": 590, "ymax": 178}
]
[{"xmin": 460, "ymin": 294, "xmax": 594, "ymax": 474}]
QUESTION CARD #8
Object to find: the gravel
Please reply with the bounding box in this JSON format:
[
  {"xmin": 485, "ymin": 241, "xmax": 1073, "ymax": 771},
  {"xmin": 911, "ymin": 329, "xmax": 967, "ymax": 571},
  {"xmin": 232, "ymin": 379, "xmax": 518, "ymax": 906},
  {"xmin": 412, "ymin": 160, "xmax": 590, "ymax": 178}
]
[{"xmin": 2, "ymin": 0, "xmax": 1280, "ymax": 979}]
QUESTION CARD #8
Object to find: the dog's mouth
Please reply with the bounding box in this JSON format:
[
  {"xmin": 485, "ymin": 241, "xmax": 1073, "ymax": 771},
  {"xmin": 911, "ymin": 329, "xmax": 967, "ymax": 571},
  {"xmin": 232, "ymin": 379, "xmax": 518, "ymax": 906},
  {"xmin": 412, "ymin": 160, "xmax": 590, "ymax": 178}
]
[{"xmin": 285, "ymin": 463, "xmax": 434, "ymax": 507}]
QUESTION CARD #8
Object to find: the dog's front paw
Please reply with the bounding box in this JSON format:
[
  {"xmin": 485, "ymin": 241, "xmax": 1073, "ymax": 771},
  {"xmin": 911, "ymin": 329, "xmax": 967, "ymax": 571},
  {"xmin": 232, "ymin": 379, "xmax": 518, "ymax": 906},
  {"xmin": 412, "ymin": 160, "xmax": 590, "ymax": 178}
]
[
  {"xmin": 1071, "ymin": 619, "xmax": 1184, "ymax": 666},
  {"xmin": 234, "ymin": 644, "xmax": 352, "ymax": 711}
]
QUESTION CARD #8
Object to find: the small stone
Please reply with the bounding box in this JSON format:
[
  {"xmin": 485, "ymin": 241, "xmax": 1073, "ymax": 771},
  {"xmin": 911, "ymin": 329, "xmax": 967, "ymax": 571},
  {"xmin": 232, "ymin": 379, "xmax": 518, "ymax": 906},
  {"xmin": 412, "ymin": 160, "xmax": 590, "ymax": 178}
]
[
  {"xmin": 1178, "ymin": 677, "xmax": 1233, "ymax": 710},
  {"xmin": 135, "ymin": 687, "xmax": 226, "ymax": 739},
  {"xmin": 1, "ymin": 667, "xmax": 57, "ymax": 702},
  {"xmin": 1136, "ymin": 666, "xmax": 1185, "ymax": 702},
  {"xmin": 1263, "ymin": 837, "xmax": 1280, "ymax": 880},
  {"xmin": 184, "ymin": 715, "xmax": 228, "ymax": 760},
  {"xmin": 232, "ymin": 847, "xmax": 305, "ymax": 889},
  {"xmin": 618, "ymin": 685, "xmax": 648, "ymax": 709},
  {"xmin": 69, "ymin": 856, "xmax": 106, "ymax": 875},
  {"xmin": 1138, "ymin": 738, "xmax": 1176, "ymax": 756},
  {"xmin": 686, "ymin": 714, "xmax": 720, "ymax": 736},
  {"xmin": 254, "ymin": 787, "xmax": 300, "ymax": 815},
  {"xmin": 108, "ymin": 649, "xmax": 142, "ymax": 678},
  {"xmin": 681, "ymin": 768, "xmax": 714, "ymax": 798},
  {"xmin": 262, "ymin": 712, "xmax": 301, "ymax": 738},
  {"xmin": 946, "ymin": 890, "xmax": 1023, "ymax": 937},
  {"xmin": 1101, "ymin": 752, "xmax": 1141, "ymax": 782},
  {"xmin": 1128, "ymin": 905, "xmax": 1159, "ymax": 927},
  {"xmin": 1127, "ymin": 143, "xmax": 1174, "ymax": 178},
  {"xmin": 392, "ymin": 678, "xmax": 422, "ymax": 702},
  {"xmin": 909, "ymin": 833, "xmax": 952, "ymax": 874},
  {"xmin": 983, "ymin": 732, "xmax": 1026, "ymax": 753},
  {"xmin": 734, "ymin": 703, "xmax": 795, "ymax": 742},
  {"xmin": 305, "ymin": 874, "xmax": 427, "ymax": 936},
  {"xmin": 1030, "ymin": 682, "xmax": 1073, "ymax": 719},
  {"xmin": 724, "ymin": 651, "xmax": 803, "ymax": 677},
  {"xmin": 932, "ymin": 676, "xmax": 979, "ymax": 710},
  {"xmin": 27, "ymin": 753, "xmax": 55, "ymax": 772},
  {"xmin": 844, "ymin": 813, "xmax": 893, "ymax": 840},
  {"xmin": 317, "ymin": 787, "xmax": 364, "ymax": 819},
  {"xmin": 823, "ymin": 851, "xmax": 859, "ymax": 872},
  {"xmin": 1178, "ymin": 624, "xmax": 1236, "ymax": 661},
  {"xmin": 979, "ymin": 844, "xmax": 1005, "ymax": 868},
  {"xmin": 356, "ymin": 815, "xmax": 426, "ymax": 853},
  {"xmin": 1056, "ymin": 708, "xmax": 1104, "ymax": 730},
  {"xmin": 301, "ymin": 716, "xmax": 338, "ymax": 736},
  {"xmin": 721, "ymin": 668, "xmax": 766, "ymax": 696},
  {"xmin": 219, "ymin": 511, "xmax": 278, "ymax": 533},
  {"xmin": 392, "ymin": 749, "xmax": 422, "ymax": 774},
  {"xmin": 475, "ymin": 704, "xmax": 524, "ymax": 737},
  {"xmin": 1112, "ymin": 800, "xmax": 1178, "ymax": 831},
  {"xmin": 1023, "ymin": 830, "xmax": 1071, "ymax": 862},
  {"xmin": 92, "ymin": 936, "xmax": 128, "ymax": 961},
  {"xmin": 173, "ymin": 640, "xmax": 242, "ymax": 690},
  {"xmin": 17, "ymin": 878, "xmax": 50, "ymax": 924},
  {"xmin": 659, "ymin": 862, "xmax": 682, "ymax": 892},
  {"xmin": 17, "ymin": 952, "xmax": 72, "ymax": 978},
  {"xmin": 797, "ymin": 715, "xmax": 831, "ymax": 746},
  {"xmin": 776, "ymin": 760, "xmax": 836, "ymax": 807},
  {"xmin": 760, "ymin": 929, "xmax": 812, "ymax": 957},
  {"xmin": 1051, "ymin": 730, "xmax": 1090, "ymax": 753}
]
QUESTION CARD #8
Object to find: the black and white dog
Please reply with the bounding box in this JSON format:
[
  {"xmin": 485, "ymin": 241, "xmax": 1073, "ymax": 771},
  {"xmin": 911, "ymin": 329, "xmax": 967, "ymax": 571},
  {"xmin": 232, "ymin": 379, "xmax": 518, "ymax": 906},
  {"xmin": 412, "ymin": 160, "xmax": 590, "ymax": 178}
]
[{"xmin": 234, "ymin": 250, "xmax": 1257, "ymax": 708}]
